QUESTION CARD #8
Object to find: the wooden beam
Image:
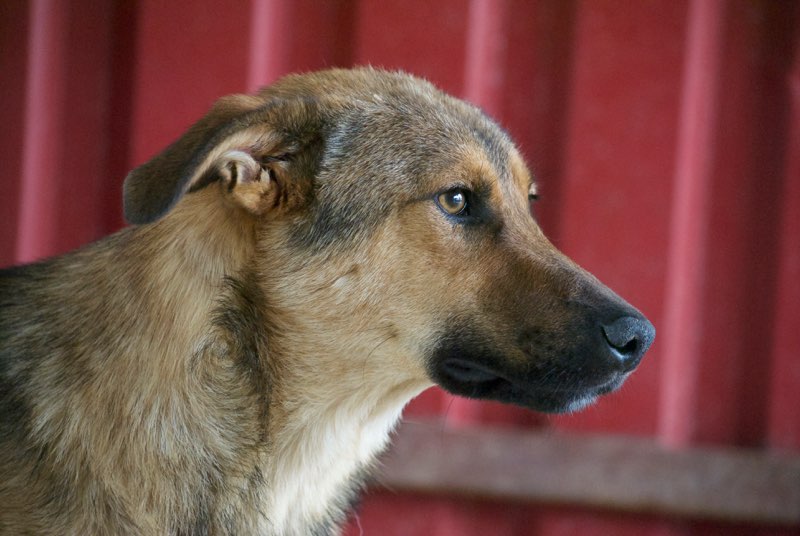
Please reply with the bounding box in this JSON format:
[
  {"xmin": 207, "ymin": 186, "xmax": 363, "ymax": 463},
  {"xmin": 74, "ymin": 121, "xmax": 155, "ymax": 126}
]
[{"xmin": 375, "ymin": 421, "xmax": 800, "ymax": 526}]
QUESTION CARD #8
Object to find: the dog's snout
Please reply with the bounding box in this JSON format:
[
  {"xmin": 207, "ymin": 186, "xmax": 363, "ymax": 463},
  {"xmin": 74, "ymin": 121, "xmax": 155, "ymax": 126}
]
[{"xmin": 601, "ymin": 316, "xmax": 655, "ymax": 372}]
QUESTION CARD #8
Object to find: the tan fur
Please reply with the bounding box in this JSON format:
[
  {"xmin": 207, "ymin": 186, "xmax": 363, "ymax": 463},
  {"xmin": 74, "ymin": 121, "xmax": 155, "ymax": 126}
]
[{"xmin": 0, "ymin": 68, "xmax": 653, "ymax": 535}]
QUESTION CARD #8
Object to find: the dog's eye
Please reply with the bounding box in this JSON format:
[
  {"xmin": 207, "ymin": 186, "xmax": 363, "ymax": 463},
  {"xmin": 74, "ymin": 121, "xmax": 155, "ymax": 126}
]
[
  {"xmin": 436, "ymin": 188, "xmax": 469, "ymax": 216},
  {"xmin": 528, "ymin": 185, "xmax": 540, "ymax": 219},
  {"xmin": 528, "ymin": 183, "xmax": 539, "ymax": 204}
]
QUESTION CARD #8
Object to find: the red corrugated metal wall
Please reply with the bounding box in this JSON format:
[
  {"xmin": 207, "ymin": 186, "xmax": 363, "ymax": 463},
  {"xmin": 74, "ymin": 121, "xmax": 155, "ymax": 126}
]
[{"xmin": 1, "ymin": 1, "xmax": 798, "ymax": 534}]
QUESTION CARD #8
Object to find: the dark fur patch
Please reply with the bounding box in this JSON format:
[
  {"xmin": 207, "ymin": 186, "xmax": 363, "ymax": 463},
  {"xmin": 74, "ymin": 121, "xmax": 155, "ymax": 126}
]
[
  {"xmin": 208, "ymin": 275, "xmax": 274, "ymax": 436},
  {"xmin": 0, "ymin": 356, "xmax": 29, "ymax": 450},
  {"xmin": 0, "ymin": 263, "xmax": 48, "ymax": 462},
  {"xmin": 213, "ymin": 277, "xmax": 270, "ymax": 380}
]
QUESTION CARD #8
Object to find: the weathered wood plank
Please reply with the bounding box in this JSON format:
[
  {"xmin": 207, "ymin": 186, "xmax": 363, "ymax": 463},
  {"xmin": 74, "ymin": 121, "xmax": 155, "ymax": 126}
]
[{"xmin": 375, "ymin": 421, "xmax": 800, "ymax": 526}]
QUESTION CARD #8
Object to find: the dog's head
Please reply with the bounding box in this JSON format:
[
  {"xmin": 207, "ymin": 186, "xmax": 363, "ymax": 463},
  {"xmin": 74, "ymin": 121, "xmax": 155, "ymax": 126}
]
[{"xmin": 124, "ymin": 68, "xmax": 654, "ymax": 414}]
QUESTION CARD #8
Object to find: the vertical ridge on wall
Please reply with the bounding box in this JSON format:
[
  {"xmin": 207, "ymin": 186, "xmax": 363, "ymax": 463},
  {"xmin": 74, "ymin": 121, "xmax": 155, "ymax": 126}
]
[
  {"xmin": 248, "ymin": 0, "xmax": 292, "ymax": 91},
  {"xmin": 57, "ymin": 0, "xmax": 119, "ymax": 252},
  {"xmin": 0, "ymin": 0, "xmax": 30, "ymax": 264},
  {"xmin": 502, "ymin": 0, "xmax": 577, "ymax": 248},
  {"xmin": 768, "ymin": 30, "xmax": 800, "ymax": 451},
  {"xmin": 658, "ymin": 0, "xmax": 725, "ymax": 449},
  {"xmin": 248, "ymin": 0, "xmax": 355, "ymax": 92},
  {"xmin": 677, "ymin": 0, "xmax": 795, "ymax": 448},
  {"xmin": 16, "ymin": 0, "xmax": 68, "ymax": 264},
  {"xmin": 718, "ymin": 0, "xmax": 798, "ymax": 448},
  {"xmin": 102, "ymin": 0, "xmax": 139, "ymax": 232},
  {"xmin": 462, "ymin": 0, "xmax": 509, "ymax": 118}
]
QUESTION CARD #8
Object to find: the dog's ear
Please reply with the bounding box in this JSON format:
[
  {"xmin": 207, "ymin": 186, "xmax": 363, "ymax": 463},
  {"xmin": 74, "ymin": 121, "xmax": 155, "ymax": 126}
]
[{"xmin": 123, "ymin": 95, "xmax": 321, "ymax": 224}]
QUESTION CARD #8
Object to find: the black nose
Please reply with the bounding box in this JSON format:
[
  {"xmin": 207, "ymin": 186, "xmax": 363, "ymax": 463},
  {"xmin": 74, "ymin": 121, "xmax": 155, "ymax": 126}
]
[{"xmin": 601, "ymin": 316, "xmax": 655, "ymax": 372}]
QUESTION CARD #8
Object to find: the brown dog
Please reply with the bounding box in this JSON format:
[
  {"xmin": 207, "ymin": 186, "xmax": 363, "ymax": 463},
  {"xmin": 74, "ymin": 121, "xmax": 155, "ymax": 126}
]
[{"xmin": 0, "ymin": 68, "xmax": 654, "ymax": 535}]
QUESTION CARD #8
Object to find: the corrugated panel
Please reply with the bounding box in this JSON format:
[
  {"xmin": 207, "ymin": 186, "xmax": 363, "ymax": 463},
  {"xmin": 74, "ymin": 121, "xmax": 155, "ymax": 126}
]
[{"xmin": 0, "ymin": 1, "xmax": 797, "ymax": 534}]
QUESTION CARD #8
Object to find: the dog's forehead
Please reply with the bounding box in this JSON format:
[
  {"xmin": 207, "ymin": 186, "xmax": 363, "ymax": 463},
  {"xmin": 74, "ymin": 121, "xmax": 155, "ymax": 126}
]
[
  {"xmin": 267, "ymin": 68, "xmax": 517, "ymax": 185},
  {"xmin": 327, "ymin": 92, "xmax": 514, "ymax": 187}
]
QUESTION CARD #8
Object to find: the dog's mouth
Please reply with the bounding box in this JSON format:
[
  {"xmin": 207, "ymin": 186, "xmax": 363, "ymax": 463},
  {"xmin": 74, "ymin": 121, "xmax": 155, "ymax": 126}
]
[
  {"xmin": 433, "ymin": 356, "xmax": 628, "ymax": 414},
  {"xmin": 442, "ymin": 358, "xmax": 506, "ymax": 385}
]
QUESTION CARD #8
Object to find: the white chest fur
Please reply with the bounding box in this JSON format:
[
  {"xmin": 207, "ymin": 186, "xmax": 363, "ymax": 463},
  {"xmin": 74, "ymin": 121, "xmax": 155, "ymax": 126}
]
[{"xmin": 263, "ymin": 379, "xmax": 429, "ymax": 535}]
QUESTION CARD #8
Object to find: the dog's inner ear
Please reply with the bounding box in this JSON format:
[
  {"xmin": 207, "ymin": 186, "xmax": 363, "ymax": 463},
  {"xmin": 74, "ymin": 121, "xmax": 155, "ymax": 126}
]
[
  {"xmin": 196, "ymin": 148, "xmax": 289, "ymax": 217},
  {"xmin": 123, "ymin": 95, "xmax": 318, "ymax": 225}
]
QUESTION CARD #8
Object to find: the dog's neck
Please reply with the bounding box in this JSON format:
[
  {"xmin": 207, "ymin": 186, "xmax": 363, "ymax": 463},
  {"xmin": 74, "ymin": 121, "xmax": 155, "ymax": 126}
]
[
  {"xmin": 253, "ymin": 270, "xmax": 431, "ymax": 533},
  {"xmin": 117, "ymin": 193, "xmax": 429, "ymax": 534}
]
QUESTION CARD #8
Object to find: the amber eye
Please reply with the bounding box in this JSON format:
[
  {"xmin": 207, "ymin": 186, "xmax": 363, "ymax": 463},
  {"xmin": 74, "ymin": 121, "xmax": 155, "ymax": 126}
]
[
  {"xmin": 528, "ymin": 183, "xmax": 539, "ymax": 203},
  {"xmin": 436, "ymin": 188, "xmax": 468, "ymax": 215}
]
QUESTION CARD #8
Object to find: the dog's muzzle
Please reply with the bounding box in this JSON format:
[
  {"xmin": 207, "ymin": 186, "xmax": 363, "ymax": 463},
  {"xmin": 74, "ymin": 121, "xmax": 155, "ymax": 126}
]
[{"xmin": 429, "ymin": 310, "xmax": 655, "ymax": 414}]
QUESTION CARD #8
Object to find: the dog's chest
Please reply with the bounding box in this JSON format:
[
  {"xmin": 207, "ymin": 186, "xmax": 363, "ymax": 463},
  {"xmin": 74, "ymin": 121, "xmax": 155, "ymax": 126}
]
[{"xmin": 253, "ymin": 399, "xmax": 408, "ymax": 535}]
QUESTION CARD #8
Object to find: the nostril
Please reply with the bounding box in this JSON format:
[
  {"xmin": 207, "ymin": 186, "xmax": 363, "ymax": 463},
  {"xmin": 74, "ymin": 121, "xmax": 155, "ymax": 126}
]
[
  {"xmin": 601, "ymin": 316, "xmax": 655, "ymax": 371},
  {"xmin": 618, "ymin": 338, "xmax": 639, "ymax": 356}
]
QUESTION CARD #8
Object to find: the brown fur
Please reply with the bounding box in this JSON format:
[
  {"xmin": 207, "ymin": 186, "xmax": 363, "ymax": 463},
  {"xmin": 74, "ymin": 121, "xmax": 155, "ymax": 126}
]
[{"xmin": 0, "ymin": 68, "xmax": 653, "ymax": 535}]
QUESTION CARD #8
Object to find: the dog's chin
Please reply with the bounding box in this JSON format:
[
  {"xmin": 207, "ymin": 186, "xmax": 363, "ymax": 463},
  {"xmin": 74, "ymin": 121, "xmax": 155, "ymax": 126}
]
[{"xmin": 432, "ymin": 358, "xmax": 627, "ymax": 414}]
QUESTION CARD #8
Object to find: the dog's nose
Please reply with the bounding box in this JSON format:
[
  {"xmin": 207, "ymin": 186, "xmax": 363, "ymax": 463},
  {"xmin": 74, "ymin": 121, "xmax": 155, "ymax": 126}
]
[{"xmin": 601, "ymin": 316, "xmax": 655, "ymax": 372}]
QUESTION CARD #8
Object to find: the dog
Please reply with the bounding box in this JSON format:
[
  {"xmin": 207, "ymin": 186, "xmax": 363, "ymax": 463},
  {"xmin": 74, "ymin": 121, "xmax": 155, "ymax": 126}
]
[{"xmin": 0, "ymin": 68, "xmax": 654, "ymax": 535}]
